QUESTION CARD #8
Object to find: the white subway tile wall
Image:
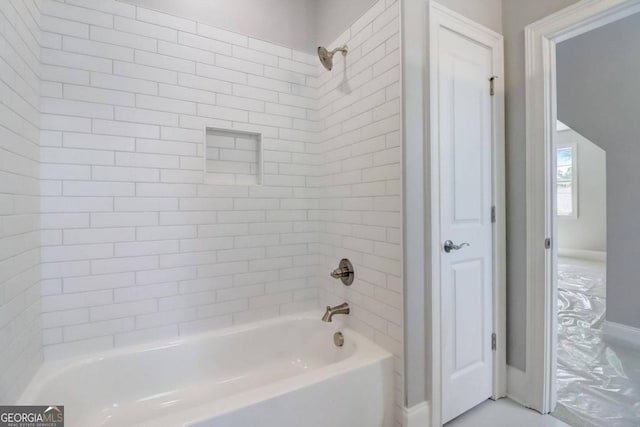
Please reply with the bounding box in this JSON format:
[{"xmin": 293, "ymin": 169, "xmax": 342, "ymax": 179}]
[
  {"xmin": 3, "ymin": 0, "xmax": 402, "ymax": 417},
  {"xmin": 0, "ymin": 0, "xmax": 43, "ymax": 403},
  {"xmin": 315, "ymin": 0, "xmax": 402, "ymax": 423},
  {"xmin": 37, "ymin": 0, "xmax": 324, "ymax": 361}
]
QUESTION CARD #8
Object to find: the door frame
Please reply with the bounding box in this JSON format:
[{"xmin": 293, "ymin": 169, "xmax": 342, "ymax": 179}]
[
  {"xmin": 523, "ymin": 0, "xmax": 640, "ymax": 414},
  {"xmin": 428, "ymin": 3, "xmax": 506, "ymax": 425}
]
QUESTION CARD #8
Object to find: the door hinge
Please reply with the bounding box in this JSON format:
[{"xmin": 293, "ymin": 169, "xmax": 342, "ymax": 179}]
[
  {"xmin": 545, "ymin": 238, "xmax": 551, "ymax": 249},
  {"xmin": 489, "ymin": 76, "xmax": 498, "ymax": 96},
  {"xmin": 491, "ymin": 333, "xmax": 496, "ymax": 350},
  {"xmin": 491, "ymin": 206, "xmax": 496, "ymax": 223}
]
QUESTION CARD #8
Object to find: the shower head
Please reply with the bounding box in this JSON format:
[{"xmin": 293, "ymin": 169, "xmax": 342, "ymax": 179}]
[{"xmin": 317, "ymin": 45, "xmax": 348, "ymax": 71}]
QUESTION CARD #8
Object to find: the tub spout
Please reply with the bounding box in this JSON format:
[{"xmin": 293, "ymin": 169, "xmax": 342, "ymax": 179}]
[{"xmin": 322, "ymin": 303, "xmax": 350, "ymax": 322}]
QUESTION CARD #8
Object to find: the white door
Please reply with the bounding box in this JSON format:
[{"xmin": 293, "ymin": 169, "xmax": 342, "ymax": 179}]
[{"xmin": 436, "ymin": 23, "xmax": 494, "ymax": 424}]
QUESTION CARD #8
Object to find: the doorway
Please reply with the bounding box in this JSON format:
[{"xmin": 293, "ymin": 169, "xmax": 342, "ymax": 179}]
[
  {"xmin": 524, "ymin": 0, "xmax": 640, "ymax": 422},
  {"xmin": 553, "ymin": 122, "xmax": 611, "ymax": 425}
]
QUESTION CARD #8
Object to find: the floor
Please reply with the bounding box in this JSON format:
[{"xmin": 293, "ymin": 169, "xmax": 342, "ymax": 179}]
[
  {"xmin": 446, "ymin": 399, "xmax": 569, "ymax": 427},
  {"xmin": 554, "ymin": 257, "xmax": 640, "ymax": 426}
]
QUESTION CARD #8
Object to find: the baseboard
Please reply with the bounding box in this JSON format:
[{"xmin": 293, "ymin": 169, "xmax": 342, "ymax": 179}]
[
  {"xmin": 558, "ymin": 248, "xmax": 606, "ymax": 262},
  {"xmin": 506, "ymin": 365, "xmax": 529, "ymax": 408},
  {"xmin": 602, "ymin": 320, "xmax": 640, "ymax": 351},
  {"xmin": 403, "ymin": 401, "xmax": 430, "ymax": 427}
]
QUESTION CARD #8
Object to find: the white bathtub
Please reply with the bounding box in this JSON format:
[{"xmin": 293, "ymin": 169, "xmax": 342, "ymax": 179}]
[{"xmin": 19, "ymin": 312, "xmax": 394, "ymax": 427}]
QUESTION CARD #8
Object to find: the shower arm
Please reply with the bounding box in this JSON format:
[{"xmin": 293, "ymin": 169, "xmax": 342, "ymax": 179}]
[{"xmin": 330, "ymin": 45, "xmax": 348, "ymax": 56}]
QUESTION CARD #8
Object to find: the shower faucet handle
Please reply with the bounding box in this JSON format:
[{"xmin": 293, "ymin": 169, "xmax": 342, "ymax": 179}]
[{"xmin": 330, "ymin": 259, "xmax": 354, "ymax": 286}]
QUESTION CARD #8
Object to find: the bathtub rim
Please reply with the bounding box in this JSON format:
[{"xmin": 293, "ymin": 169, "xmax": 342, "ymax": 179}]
[
  {"xmin": 18, "ymin": 310, "xmax": 393, "ymax": 407},
  {"xmin": 136, "ymin": 349, "xmax": 395, "ymax": 427}
]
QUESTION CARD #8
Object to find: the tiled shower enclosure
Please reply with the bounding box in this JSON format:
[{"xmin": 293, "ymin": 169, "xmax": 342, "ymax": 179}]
[{"xmin": 0, "ymin": 0, "xmax": 401, "ymax": 422}]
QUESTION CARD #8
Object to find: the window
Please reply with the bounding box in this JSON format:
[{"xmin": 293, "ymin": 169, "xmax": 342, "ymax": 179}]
[{"xmin": 557, "ymin": 143, "xmax": 577, "ymax": 217}]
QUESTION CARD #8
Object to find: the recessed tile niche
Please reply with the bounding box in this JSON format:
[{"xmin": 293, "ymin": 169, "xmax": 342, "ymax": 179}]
[{"xmin": 204, "ymin": 128, "xmax": 262, "ymax": 185}]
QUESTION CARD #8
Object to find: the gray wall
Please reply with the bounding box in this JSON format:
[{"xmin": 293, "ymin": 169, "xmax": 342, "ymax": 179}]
[
  {"xmin": 436, "ymin": 0, "xmax": 502, "ymax": 33},
  {"xmin": 315, "ymin": 0, "xmax": 379, "ymax": 46},
  {"xmin": 501, "ymin": 0, "xmax": 580, "ymax": 370},
  {"xmin": 557, "ymin": 12, "xmax": 640, "ymax": 329},
  {"xmin": 557, "ymin": 129, "xmax": 606, "ymax": 253},
  {"xmin": 121, "ymin": 0, "xmax": 381, "ymax": 53},
  {"xmin": 120, "ymin": 0, "xmax": 317, "ymax": 52}
]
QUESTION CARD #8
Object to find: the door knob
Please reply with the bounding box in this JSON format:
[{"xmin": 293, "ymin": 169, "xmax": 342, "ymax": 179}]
[{"xmin": 443, "ymin": 240, "xmax": 470, "ymax": 253}]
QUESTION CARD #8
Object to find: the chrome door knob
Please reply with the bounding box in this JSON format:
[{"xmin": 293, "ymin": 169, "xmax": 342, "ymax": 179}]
[{"xmin": 443, "ymin": 240, "xmax": 470, "ymax": 253}]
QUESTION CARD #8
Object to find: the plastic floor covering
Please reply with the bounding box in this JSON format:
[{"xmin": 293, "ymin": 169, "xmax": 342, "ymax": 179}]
[{"xmin": 553, "ymin": 257, "xmax": 640, "ymax": 426}]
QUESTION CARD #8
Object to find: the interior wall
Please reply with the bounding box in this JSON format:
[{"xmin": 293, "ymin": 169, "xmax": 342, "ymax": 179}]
[
  {"xmin": 0, "ymin": 0, "xmax": 42, "ymax": 403},
  {"xmin": 120, "ymin": 0, "xmax": 384, "ymax": 55},
  {"xmin": 557, "ymin": 12, "xmax": 640, "ymax": 330},
  {"xmin": 557, "ymin": 129, "xmax": 606, "ymax": 253},
  {"xmin": 400, "ymin": 0, "xmax": 427, "ymax": 408},
  {"xmin": 315, "ymin": 0, "xmax": 402, "ymax": 423},
  {"xmin": 34, "ymin": 0, "xmax": 405, "ymax": 385},
  {"xmin": 315, "ymin": 0, "xmax": 379, "ymax": 46},
  {"xmin": 435, "ymin": 0, "xmax": 502, "ymax": 33},
  {"xmin": 119, "ymin": 0, "xmax": 317, "ymax": 53},
  {"xmin": 37, "ymin": 0, "xmax": 321, "ymax": 360},
  {"xmin": 501, "ymin": 0, "xmax": 580, "ymax": 370}
]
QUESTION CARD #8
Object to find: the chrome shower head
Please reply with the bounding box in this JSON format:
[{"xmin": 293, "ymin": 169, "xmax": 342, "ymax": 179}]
[{"xmin": 317, "ymin": 45, "xmax": 348, "ymax": 71}]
